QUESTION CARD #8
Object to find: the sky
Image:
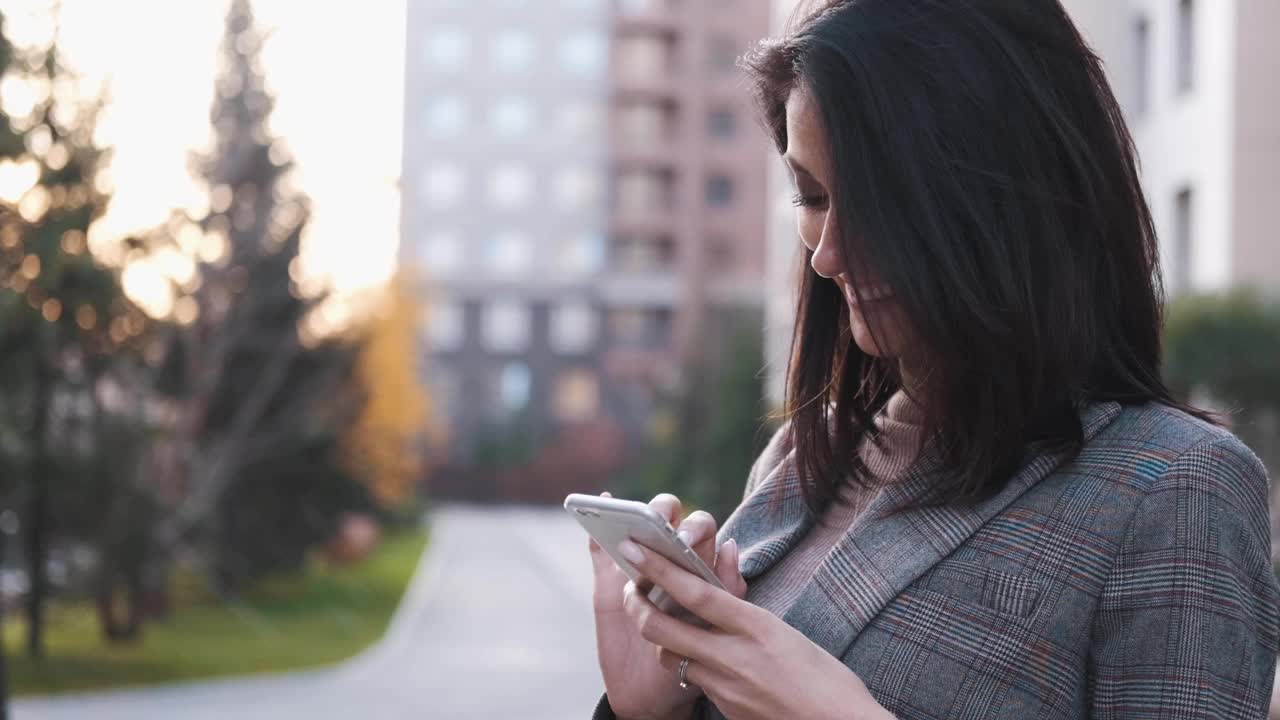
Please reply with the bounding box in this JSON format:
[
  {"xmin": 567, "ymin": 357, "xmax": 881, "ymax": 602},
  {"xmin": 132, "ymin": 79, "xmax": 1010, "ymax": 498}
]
[{"xmin": 0, "ymin": 0, "xmax": 407, "ymax": 319}]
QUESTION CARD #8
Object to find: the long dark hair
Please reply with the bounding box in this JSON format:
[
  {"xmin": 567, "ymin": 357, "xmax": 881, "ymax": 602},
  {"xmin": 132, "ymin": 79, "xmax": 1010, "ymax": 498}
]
[{"xmin": 744, "ymin": 0, "xmax": 1212, "ymax": 515}]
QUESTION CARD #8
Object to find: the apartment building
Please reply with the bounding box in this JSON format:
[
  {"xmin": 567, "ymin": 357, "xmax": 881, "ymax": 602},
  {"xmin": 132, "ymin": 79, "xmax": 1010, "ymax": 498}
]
[
  {"xmin": 402, "ymin": 0, "xmax": 771, "ymax": 499},
  {"xmin": 604, "ymin": 0, "xmax": 772, "ymax": 427},
  {"xmin": 1063, "ymin": 0, "xmax": 1280, "ymax": 294}
]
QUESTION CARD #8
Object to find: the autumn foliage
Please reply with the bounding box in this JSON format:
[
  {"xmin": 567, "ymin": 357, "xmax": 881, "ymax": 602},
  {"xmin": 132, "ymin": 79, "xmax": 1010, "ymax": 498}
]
[{"xmin": 343, "ymin": 272, "xmax": 436, "ymax": 507}]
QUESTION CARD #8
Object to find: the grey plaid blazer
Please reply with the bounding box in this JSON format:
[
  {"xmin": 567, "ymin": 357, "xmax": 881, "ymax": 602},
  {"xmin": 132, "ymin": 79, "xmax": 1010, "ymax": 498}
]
[{"xmin": 592, "ymin": 401, "xmax": 1280, "ymax": 719}]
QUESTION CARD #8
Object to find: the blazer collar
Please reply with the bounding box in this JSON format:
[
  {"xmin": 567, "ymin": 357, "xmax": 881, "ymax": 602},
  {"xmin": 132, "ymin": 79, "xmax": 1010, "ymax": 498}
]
[{"xmin": 719, "ymin": 400, "xmax": 1123, "ymax": 659}]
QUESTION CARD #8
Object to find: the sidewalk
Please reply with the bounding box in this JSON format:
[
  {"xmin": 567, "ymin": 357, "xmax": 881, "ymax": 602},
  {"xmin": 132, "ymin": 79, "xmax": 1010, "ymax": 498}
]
[{"xmin": 13, "ymin": 504, "xmax": 604, "ymax": 719}]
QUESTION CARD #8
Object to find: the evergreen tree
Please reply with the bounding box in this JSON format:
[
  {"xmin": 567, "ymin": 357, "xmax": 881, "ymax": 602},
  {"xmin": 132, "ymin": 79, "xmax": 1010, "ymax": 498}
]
[
  {"xmin": 0, "ymin": 11, "xmax": 133, "ymax": 657},
  {"xmin": 623, "ymin": 308, "xmax": 772, "ymax": 522},
  {"xmin": 693, "ymin": 309, "xmax": 773, "ymax": 521},
  {"xmin": 154, "ymin": 0, "xmax": 369, "ymax": 592}
]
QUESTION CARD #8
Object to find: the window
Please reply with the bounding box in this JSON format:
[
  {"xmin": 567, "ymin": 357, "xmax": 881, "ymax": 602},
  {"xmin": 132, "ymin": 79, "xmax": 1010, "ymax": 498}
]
[
  {"xmin": 707, "ymin": 108, "xmax": 736, "ymax": 139},
  {"xmin": 497, "ymin": 362, "xmax": 532, "ymax": 415},
  {"xmin": 488, "ymin": 165, "xmax": 533, "ymax": 208},
  {"xmin": 422, "ymin": 231, "xmax": 462, "ymax": 272},
  {"xmin": 553, "ymin": 369, "xmax": 599, "ymax": 422},
  {"xmin": 1173, "ymin": 186, "xmax": 1194, "ymax": 295},
  {"xmin": 1176, "ymin": 0, "xmax": 1194, "ymax": 94},
  {"xmin": 550, "ymin": 302, "xmax": 598, "ymax": 354},
  {"xmin": 617, "ymin": 33, "xmax": 673, "ymax": 82},
  {"xmin": 705, "ymin": 174, "xmax": 734, "ymax": 207},
  {"xmin": 559, "ymin": 232, "xmax": 605, "ymax": 274},
  {"xmin": 492, "ymin": 30, "xmax": 535, "ymax": 72},
  {"xmin": 709, "ymin": 36, "xmax": 738, "ymax": 72},
  {"xmin": 609, "ymin": 308, "xmax": 665, "ymax": 347},
  {"xmin": 557, "ymin": 99, "xmax": 604, "ymax": 137},
  {"xmin": 618, "ymin": 101, "xmax": 673, "ymax": 145},
  {"xmin": 560, "ymin": 32, "xmax": 607, "ymax": 76},
  {"xmin": 429, "ymin": 362, "xmax": 459, "ymax": 419},
  {"xmin": 482, "ymin": 300, "xmax": 530, "ymax": 352},
  {"xmin": 424, "ymin": 28, "xmax": 469, "ymax": 70},
  {"xmin": 616, "ymin": 169, "xmax": 674, "ymax": 215},
  {"xmin": 423, "ymin": 165, "xmax": 464, "ymax": 207},
  {"xmin": 490, "ymin": 97, "xmax": 534, "ymax": 137},
  {"xmin": 426, "ymin": 96, "xmax": 467, "ymax": 135},
  {"xmin": 427, "ymin": 302, "xmax": 464, "ymax": 351},
  {"xmin": 1133, "ymin": 17, "xmax": 1151, "ymax": 117},
  {"xmin": 490, "ymin": 230, "xmax": 532, "ymax": 274},
  {"xmin": 612, "ymin": 235, "xmax": 675, "ymax": 271},
  {"xmin": 555, "ymin": 167, "xmax": 602, "ymax": 210}
]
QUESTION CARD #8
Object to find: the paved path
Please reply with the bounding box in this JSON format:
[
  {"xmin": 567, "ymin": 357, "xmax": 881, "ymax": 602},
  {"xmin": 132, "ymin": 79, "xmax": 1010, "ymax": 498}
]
[{"xmin": 13, "ymin": 504, "xmax": 605, "ymax": 719}]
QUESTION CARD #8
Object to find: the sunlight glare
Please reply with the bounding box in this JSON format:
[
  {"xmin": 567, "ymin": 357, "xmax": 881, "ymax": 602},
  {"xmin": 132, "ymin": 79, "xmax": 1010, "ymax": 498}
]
[{"xmin": 0, "ymin": 158, "xmax": 40, "ymax": 203}]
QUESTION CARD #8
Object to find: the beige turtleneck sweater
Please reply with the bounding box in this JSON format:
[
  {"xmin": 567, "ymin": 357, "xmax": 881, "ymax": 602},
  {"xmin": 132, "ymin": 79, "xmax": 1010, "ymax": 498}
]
[{"xmin": 747, "ymin": 390, "xmax": 929, "ymax": 617}]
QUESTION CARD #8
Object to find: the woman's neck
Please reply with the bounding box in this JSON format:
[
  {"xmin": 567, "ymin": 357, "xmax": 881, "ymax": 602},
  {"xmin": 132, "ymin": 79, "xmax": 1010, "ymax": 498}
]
[{"xmin": 896, "ymin": 359, "xmax": 930, "ymax": 405}]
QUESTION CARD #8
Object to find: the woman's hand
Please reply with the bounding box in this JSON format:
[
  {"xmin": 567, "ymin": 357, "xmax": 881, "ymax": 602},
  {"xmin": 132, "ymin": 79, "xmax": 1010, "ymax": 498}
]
[
  {"xmin": 616, "ymin": 536, "xmax": 896, "ymax": 720},
  {"xmin": 589, "ymin": 493, "xmax": 740, "ymax": 720}
]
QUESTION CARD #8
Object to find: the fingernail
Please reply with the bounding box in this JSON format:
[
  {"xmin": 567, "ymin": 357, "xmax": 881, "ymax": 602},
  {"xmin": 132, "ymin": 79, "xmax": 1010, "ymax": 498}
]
[
  {"xmin": 676, "ymin": 529, "xmax": 692, "ymax": 546},
  {"xmin": 618, "ymin": 540, "xmax": 645, "ymax": 564},
  {"xmin": 601, "ymin": 491, "xmax": 612, "ymax": 498},
  {"xmin": 727, "ymin": 538, "xmax": 738, "ymax": 562}
]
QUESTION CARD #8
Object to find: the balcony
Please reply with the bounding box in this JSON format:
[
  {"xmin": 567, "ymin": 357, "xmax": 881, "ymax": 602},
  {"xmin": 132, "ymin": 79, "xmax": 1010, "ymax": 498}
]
[
  {"xmin": 611, "ymin": 28, "xmax": 680, "ymax": 98},
  {"xmin": 612, "ymin": 99, "xmax": 680, "ymax": 167},
  {"xmin": 611, "ymin": 167, "xmax": 678, "ymax": 227},
  {"xmin": 599, "ymin": 236, "xmax": 676, "ymax": 307},
  {"xmin": 613, "ymin": 0, "xmax": 681, "ymax": 33},
  {"xmin": 602, "ymin": 347, "xmax": 675, "ymax": 384},
  {"xmin": 613, "ymin": 235, "xmax": 676, "ymax": 271},
  {"xmin": 596, "ymin": 272, "xmax": 680, "ymax": 307},
  {"xmin": 605, "ymin": 306, "xmax": 674, "ymax": 350}
]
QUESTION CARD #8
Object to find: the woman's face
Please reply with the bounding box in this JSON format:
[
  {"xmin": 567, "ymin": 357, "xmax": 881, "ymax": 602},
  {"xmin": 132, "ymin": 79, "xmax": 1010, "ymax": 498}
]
[{"xmin": 784, "ymin": 87, "xmax": 909, "ymax": 360}]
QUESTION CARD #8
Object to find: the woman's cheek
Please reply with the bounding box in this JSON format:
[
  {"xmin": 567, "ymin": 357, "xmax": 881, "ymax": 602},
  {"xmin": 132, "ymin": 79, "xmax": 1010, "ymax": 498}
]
[
  {"xmin": 796, "ymin": 212, "xmax": 823, "ymax": 252},
  {"xmin": 850, "ymin": 299, "xmax": 908, "ymax": 358}
]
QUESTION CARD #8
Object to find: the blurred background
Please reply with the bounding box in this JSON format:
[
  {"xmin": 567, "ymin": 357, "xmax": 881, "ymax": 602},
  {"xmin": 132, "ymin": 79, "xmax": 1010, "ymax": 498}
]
[{"xmin": 0, "ymin": 0, "xmax": 1271, "ymax": 718}]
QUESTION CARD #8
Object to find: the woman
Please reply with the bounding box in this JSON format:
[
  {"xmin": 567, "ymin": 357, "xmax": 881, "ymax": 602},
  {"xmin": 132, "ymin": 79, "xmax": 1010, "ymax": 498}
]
[{"xmin": 587, "ymin": 0, "xmax": 1279, "ymax": 718}]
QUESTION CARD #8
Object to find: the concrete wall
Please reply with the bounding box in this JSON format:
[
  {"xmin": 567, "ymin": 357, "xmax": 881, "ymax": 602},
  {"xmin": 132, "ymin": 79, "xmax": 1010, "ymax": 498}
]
[{"xmin": 1230, "ymin": 0, "xmax": 1280, "ymax": 288}]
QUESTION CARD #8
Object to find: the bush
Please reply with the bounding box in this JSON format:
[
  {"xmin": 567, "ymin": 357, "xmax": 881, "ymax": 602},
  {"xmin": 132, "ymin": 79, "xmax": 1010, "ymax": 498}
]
[
  {"xmin": 1164, "ymin": 288, "xmax": 1280, "ymax": 573},
  {"xmin": 1164, "ymin": 288, "xmax": 1280, "ymax": 413},
  {"xmin": 621, "ymin": 307, "xmax": 774, "ymax": 522}
]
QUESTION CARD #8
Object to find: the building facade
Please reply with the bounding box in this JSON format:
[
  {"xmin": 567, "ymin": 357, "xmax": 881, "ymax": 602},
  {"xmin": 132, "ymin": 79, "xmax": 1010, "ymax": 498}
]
[
  {"xmin": 1062, "ymin": 0, "xmax": 1280, "ymax": 294},
  {"xmin": 603, "ymin": 0, "xmax": 772, "ymax": 428},
  {"xmin": 402, "ymin": 0, "xmax": 614, "ymax": 500},
  {"xmin": 763, "ymin": 0, "xmax": 1280, "ymax": 408},
  {"xmin": 401, "ymin": 0, "xmax": 771, "ymax": 500}
]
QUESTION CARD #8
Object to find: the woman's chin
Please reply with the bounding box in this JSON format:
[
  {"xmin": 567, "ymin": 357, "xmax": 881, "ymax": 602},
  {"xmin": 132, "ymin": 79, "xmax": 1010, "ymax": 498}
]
[{"xmin": 851, "ymin": 324, "xmax": 887, "ymax": 357}]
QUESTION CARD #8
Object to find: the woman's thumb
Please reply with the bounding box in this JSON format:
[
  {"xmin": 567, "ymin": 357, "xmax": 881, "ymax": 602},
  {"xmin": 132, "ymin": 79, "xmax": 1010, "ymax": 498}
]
[{"xmin": 716, "ymin": 538, "xmax": 747, "ymax": 598}]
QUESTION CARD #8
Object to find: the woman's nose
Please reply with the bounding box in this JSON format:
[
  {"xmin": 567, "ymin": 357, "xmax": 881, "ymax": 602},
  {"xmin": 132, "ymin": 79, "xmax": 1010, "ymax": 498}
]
[{"xmin": 809, "ymin": 237, "xmax": 844, "ymax": 279}]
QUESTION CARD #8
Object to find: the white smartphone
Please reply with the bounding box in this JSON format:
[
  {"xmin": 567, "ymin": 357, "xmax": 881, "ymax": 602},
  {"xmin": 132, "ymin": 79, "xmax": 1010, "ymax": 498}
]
[{"xmin": 565, "ymin": 493, "xmax": 725, "ymax": 626}]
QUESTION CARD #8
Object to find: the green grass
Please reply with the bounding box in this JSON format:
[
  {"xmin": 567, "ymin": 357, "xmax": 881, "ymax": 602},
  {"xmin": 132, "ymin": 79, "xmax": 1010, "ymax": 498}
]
[{"xmin": 5, "ymin": 529, "xmax": 429, "ymax": 697}]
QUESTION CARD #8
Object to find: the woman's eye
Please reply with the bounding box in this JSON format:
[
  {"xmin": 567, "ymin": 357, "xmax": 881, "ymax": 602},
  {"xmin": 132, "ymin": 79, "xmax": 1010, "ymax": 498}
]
[{"xmin": 791, "ymin": 192, "xmax": 828, "ymax": 209}]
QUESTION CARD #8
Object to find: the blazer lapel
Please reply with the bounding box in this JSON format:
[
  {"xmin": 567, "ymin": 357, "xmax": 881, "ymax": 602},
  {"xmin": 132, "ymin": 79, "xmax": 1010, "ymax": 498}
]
[
  {"xmin": 718, "ymin": 441, "xmax": 814, "ymax": 582},
  {"xmin": 772, "ymin": 401, "xmax": 1122, "ymax": 660}
]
